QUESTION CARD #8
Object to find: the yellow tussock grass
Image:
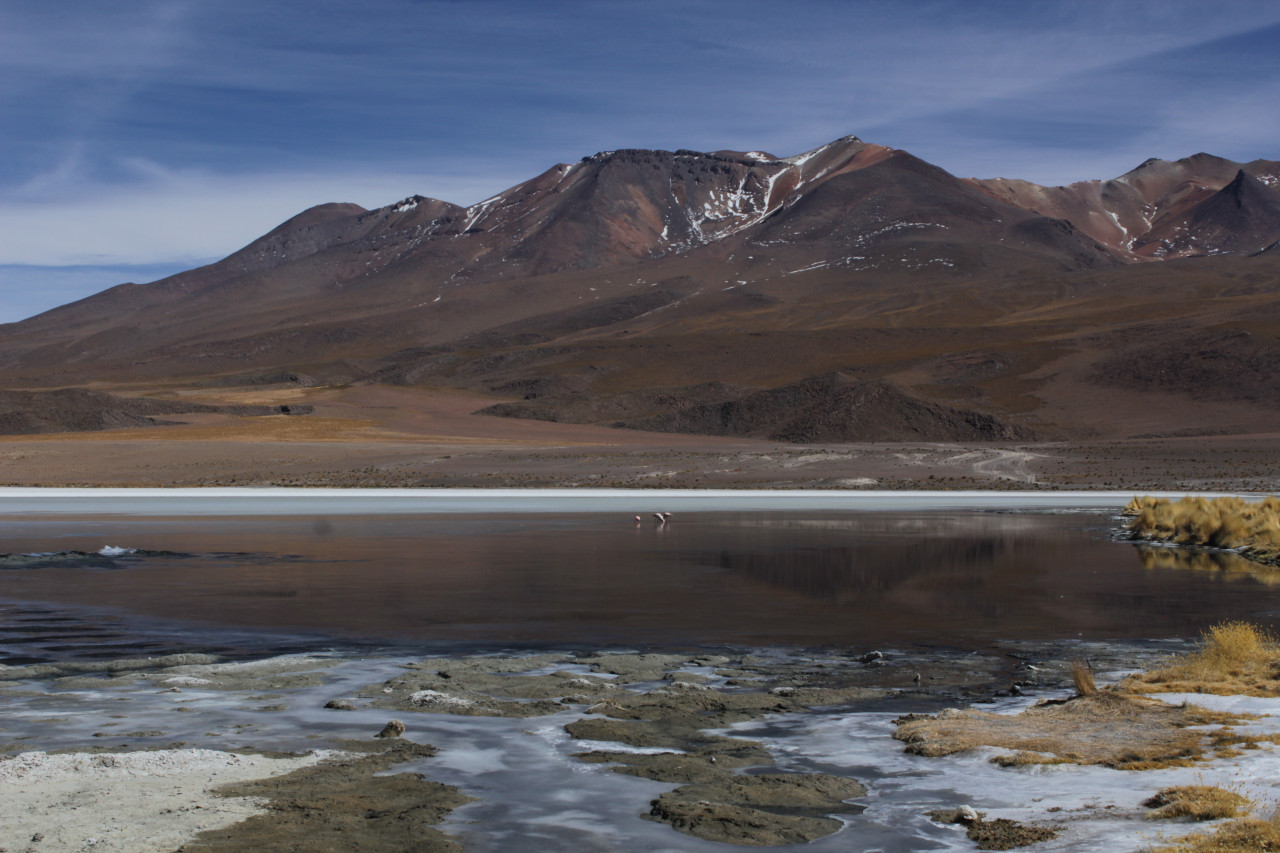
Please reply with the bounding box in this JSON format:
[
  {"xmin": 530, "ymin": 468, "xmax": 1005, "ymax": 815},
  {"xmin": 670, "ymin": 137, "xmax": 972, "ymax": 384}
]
[
  {"xmin": 1126, "ymin": 495, "xmax": 1280, "ymax": 564},
  {"xmin": 893, "ymin": 690, "xmax": 1253, "ymax": 771},
  {"xmin": 1070, "ymin": 659, "xmax": 1097, "ymax": 696},
  {"xmin": 896, "ymin": 623, "xmax": 1278, "ymax": 772},
  {"xmin": 1148, "ymin": 811, "xmax": 1280, "ymax": 853},
  {"xmin": 1144, "ymin": 785, "xmax": 1252, "ymax": 821},
  {"xmin": 1125, "ymin": 622, "xmax": 1280, "ymax": 698}
]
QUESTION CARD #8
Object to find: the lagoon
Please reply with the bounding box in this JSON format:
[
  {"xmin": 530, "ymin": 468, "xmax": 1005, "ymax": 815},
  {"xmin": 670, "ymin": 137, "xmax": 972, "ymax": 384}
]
[
  {"xmin": 1, "ymin": 489, "xmax": 1277, "ymax": 660},
  {"xmin": 5, "ymin": 489, "xmax": 1280, "ymax": 851}
]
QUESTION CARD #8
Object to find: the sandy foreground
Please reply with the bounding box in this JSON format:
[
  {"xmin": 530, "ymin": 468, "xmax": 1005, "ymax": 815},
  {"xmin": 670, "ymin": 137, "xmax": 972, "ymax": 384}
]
[{"xmin": 0, "ymin": 749, "xmax": 338, "ymax": 853}]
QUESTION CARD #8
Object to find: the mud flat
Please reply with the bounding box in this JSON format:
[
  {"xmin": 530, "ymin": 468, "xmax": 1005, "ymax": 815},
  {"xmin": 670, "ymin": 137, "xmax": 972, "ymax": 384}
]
[{"xmin": 6, "ymin": 635, "xmax": 1278, "ymax": 851}]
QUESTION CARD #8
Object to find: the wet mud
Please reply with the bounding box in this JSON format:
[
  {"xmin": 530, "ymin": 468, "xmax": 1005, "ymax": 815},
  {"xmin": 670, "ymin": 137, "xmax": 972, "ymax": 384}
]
[
  {"xmin": 929, "ymin": 809, "xmax": 1061, "ymax": 851},
  {"xmin": 0, "ymin": 639, "xmax": 1188, "ymax": 850},
  {"xmin": 346, "ymin": 646, "xmax": 1042, "ymax": 845},
  {"xmin": 180, "ymin": 740, "xmax": 472, "ymax": 852}
]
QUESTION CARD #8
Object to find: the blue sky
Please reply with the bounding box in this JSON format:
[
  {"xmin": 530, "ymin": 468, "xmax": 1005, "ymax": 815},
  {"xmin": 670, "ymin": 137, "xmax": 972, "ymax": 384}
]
[{"xmin": 2, "ymin": 0, "xmax": 1278, "ymax": 323}]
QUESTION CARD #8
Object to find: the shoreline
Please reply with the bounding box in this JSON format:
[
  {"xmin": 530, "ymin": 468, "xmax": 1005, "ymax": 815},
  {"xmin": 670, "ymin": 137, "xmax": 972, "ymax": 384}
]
[
  {"xmin": 3, "ymin": 427, "xmax": 1280, "ymax": 494},
  {"xmin": 0, "ymin": 486, "xmax": 1235, "ymax": 517},
  {"xmin": 4, "ymin": 497, "xmax": 1280, "ymax": 849},
  {"xmin": 1, "ymin": 637, "xmax": 1273, "ymax": 852},
  {"xmin": 3, "ymin": 502, "xmax": 1272, "ymax": 656}
]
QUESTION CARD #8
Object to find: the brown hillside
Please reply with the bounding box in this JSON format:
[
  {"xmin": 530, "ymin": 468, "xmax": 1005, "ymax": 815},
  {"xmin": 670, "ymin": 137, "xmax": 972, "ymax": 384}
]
[{"xmin": 1, "ymin": 135, "xmax": 1278, "ymax": 445}]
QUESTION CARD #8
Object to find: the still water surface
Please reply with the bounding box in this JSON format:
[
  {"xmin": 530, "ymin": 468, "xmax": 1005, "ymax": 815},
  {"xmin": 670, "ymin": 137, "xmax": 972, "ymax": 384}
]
[{"xmin": 4, "ymin": 505, "xmax": 1279, "ymax": 660}]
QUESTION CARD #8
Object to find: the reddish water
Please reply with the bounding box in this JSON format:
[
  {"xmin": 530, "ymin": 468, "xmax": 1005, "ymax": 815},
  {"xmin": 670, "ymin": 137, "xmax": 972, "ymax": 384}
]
[{"xmin": 2, "ymin": 510, "xmax": 1278, "ymax": 659}]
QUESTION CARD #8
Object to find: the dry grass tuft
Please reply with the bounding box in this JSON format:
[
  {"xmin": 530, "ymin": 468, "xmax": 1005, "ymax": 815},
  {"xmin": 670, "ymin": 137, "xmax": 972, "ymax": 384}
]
[
  {"xmin": 1124, "ymin": 621, "xmax": 1280, "ymax": 697},
  {"xmin": 893, "ymin": 690, "xmax": 1253, "ymax": 771},
  {"xmin": 1144, "ymin": 785, "xmax": 1252, "ymax": 821},
  {"xmin": 898, "ymin": 617, "xmax": 1280, "ymax": 842},
  {"xmin": 1123, "ymin": 495, "xmax": 1152, "ymax": 516},
  {"xmin": 1070, "ymin": 659, "xmax": 1097, "ymax": 696},
  {"xmin": 1148, "ymin": 811, "xmax": 1280, "ymax": 852},
  {"xmin": 1125, "ymin": 495, "xmax": 1280, "ymax": 564},
  {"xmin": 1203, "ymin": 622, "xmax": 1275, "ymax": 666}
]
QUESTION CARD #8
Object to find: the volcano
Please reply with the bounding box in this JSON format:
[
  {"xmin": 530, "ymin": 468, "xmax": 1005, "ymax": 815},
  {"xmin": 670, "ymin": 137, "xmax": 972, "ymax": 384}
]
[{"xmin": 1, "ymin": 135, "xmax": 1278, "ymax": 445}]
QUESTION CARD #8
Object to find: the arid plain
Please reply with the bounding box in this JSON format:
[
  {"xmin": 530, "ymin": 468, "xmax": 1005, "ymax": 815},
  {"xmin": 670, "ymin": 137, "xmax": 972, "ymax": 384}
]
[{"xmin": 3, "ymin": 383, "xmax": 1280, "ymax": 492}]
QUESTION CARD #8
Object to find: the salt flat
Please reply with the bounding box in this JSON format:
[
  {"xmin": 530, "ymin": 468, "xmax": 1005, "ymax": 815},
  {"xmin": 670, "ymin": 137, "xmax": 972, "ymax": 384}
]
[{"xmin": 0, "ymin": 486, "xmax": 1201, "ymax": 516}]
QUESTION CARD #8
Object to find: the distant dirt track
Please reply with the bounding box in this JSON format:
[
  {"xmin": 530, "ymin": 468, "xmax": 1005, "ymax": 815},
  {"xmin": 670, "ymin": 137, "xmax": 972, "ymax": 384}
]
[{"xmin": 971, "ymin": 449, "xmax": 1043, "ymax": 483}]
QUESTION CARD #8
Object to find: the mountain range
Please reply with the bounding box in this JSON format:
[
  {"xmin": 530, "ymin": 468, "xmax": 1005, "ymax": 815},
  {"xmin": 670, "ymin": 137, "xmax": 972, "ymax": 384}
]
[{"xmin": 2, "ymin": 135, "xmax": 1278, "ymax": 443}]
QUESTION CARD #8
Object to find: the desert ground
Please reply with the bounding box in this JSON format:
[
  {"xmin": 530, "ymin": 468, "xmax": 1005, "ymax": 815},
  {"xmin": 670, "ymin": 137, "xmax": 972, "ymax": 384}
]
[{"xmin": 1, "ymin": 384, "xmax": 1278, "ymax": 492}]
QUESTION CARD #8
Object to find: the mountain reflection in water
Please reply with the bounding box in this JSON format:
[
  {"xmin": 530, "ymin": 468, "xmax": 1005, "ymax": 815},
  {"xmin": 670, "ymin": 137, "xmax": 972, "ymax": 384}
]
[{"xmin": 1, "ymin": 510, "xmax": 1279, "ymax": 656}]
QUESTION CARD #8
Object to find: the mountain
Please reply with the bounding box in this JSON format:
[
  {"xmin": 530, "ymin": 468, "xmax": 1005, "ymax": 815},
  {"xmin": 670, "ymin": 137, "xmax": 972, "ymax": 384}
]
[
  {"xmin": 971, "ymin": 153, "xmax": 1280, "ymax": 259},
  {"xmin": 2, "ymin": 135, "xmax": 1279, "ymax": 443}
]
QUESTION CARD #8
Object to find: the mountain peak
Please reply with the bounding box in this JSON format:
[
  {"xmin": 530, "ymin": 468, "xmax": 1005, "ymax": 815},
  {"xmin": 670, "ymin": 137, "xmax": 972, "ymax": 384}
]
[
  {"xmin": 388, "ymin": 195, "xmax": 429, "ymax": 213},
  {"xmin": 573, "ymin": 136, "xmax": 875, "ymax": 170},
  {"xmin": 1, "ymin": 132, "xmax": 1277, "ymax": 447}
]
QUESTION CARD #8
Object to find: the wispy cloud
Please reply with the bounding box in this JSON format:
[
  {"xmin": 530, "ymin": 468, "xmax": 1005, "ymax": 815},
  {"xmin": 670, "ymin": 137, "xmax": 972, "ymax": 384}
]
[
  {"xmin": 864, "ymin": 19, "xmax": 1280, "ymax": 183},
  {"xmin": 2, "ymin": 0, "xmax": 1276, "ymax": 282}
]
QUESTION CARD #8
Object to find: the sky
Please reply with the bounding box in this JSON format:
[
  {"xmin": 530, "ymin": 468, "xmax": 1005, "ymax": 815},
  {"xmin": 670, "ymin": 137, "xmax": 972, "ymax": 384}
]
[{"xmin": 2, "ymin": 0, "xmax": 1278, "ymax": 323}]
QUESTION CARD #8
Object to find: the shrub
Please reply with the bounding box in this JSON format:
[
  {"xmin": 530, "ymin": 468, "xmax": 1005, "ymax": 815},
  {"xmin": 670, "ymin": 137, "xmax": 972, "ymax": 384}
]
[
  {"xmin": 1144, "ymin": 785, "xmax": 1251, "ymax": 821},
  {"xmin": 1125, "ymin": 621, "xmax": 1280, "ymax": 697},
  {"xmin": 1126, "ymin": 495, "xmax": 1280, "ymax": 564},
  {"xmin": 1070, "ymin": 659, "xmax": 1097, "ymax": 696},
  {"xmin": 1149, "ymin": 811, "xmax": 1280, "ymax": 852}
]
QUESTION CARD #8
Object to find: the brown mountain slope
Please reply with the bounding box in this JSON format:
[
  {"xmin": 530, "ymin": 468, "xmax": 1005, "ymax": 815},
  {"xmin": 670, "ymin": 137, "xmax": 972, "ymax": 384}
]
[
  {"xmin": 0, "ymin": 136, "xmax": 1121, "ymax": 387},
  {"xmin": 971, "ymin": 154, "xmax": 1280, "ymax": 260},
  {"xmin": 748, "ymin": 149, "xmax": 1113, "ymax": 275},
  {"xmin": 1133, "ymin": 170, "xmax": 1280, "ymax": 257},
  {"xmin": 1, "ymin": 135, "xmax": 1278, "ymax": 444},
  {"xmin": 612, "ymin": 375, "xmax": 1035, "ymax": 443},
  {"xmin": 365, "ymin": 250, "xmax": 1280, "ymax": 441}
]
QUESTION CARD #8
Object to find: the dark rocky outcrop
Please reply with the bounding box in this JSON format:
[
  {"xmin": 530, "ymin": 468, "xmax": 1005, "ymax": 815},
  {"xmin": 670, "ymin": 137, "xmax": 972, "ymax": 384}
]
[
  {"xmin": 616, "ymin": 375, "xmax": 1035, "ymax": 442},
  {"xmin": 0, "ymin": 388, "xmax": 311, "ymax": 436}
]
